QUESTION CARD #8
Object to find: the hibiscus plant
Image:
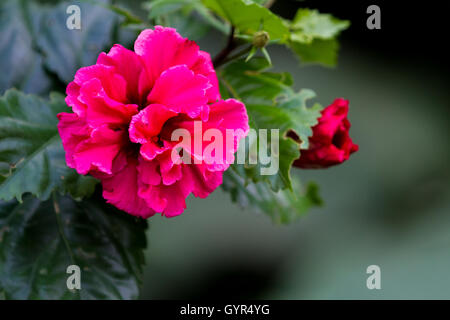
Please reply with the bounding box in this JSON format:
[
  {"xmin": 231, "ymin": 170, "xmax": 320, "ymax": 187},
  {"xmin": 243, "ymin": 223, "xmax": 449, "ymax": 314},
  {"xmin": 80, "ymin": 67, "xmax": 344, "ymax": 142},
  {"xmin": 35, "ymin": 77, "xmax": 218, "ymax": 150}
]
[{"xmin": 0, "ymin": 0, "xmax": 357, "ymax": 299}]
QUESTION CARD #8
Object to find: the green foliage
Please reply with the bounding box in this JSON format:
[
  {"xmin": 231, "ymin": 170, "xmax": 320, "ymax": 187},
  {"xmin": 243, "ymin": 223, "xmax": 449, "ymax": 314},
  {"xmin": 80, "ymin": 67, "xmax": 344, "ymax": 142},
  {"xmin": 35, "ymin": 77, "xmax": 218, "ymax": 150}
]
[
  {"xmin": 220, "ymin": 58, "xmax": 322, "ymax": 191},
  {"xmin": 290, "ymin": 38, "xmax": 339, "ymax": 67},
  {"xmin": 0, "ymin": 193, "xmax": 147, "ymax": 299},
  {"xmin": 287, "ymin": 8, "xmax": 349, "ymax": 66},
  {"xmin": 219, "ymin": 58, "xmax": 323, "ymax": 220},
  {"xmin": 0, "ymin": 0, "xmax": 52, "ymax": 95},
  {"xmin": 145, "ymin": 0, "xmax": 228, "ymax": 36},
  {"xmin": 0, "ymin": 89, "xmax": 98, "ymax": 202},
  {"xmin": 36, "ymin": 0, "xmax": 118, "ymax": 84},
  {"xmin": 202, "ymin": 0, "xmax": 289, "ymax": 40},
  {"xmin": 290, "ymin": 9, "xmax": 349, "ymax": 43},
  {"xmin": 0, "ymin": 0, "xmax": 119, "ymax": 93},
  {"xmin": 223, "ymin": 169, "xmax": 322, "ymax": 224}
]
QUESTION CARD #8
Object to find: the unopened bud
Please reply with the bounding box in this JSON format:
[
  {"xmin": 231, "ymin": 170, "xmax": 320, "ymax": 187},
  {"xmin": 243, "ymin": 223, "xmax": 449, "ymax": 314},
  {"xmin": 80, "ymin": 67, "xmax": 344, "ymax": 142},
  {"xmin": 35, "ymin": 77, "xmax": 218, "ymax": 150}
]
[{"xmin": 252, "ymin": 31, "xmax": 270, "ymax": 48}]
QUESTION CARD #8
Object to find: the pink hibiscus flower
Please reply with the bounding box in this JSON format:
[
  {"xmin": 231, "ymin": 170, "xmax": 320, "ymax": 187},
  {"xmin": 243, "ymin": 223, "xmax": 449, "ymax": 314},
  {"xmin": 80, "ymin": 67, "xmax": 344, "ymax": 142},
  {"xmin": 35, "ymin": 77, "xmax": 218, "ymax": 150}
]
[{"xmin": 58, "ymin": 26, "xmax": 249, "ymax": 218}]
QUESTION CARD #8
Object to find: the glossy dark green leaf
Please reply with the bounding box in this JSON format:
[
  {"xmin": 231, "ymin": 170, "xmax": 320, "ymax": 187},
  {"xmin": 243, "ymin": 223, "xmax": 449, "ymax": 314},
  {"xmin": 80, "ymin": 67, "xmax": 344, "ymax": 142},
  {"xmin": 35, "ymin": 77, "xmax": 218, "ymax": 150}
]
[
  {"xmin": 0, "ymin": 89, "xmax": 97, "ymax": 201},
  {"xmin": 0, "ymin": 0, "xmax": 119, "ymax": 94},
  {"xmin": 36, "ymin": 0, "xmax": 118, "ymax": 84},
  {"xmin": 0, "ymin": 0, "xmax": 52, "ymax": 95},
  {"xmin": 0, "ymin": 193, "xmax": 147, "ymax": 299}
]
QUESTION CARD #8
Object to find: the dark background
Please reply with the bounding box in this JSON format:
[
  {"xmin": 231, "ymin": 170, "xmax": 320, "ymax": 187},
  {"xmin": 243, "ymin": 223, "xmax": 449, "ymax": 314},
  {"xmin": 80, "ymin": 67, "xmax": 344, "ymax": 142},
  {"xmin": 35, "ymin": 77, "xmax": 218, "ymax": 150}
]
[{"xmin": 274, "ymin": 0, "xmax": 450, "ymax": 66}]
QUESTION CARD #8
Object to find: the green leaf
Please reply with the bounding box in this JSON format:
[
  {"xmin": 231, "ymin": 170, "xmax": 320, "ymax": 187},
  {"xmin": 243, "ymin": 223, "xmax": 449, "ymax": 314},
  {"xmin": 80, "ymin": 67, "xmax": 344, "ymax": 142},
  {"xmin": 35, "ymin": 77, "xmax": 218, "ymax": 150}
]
[
  {"xmin": 0, "ymin": 89, "xmax": 98, "ymax": 202},
  {"xmin": 221, "ymin": 58, "xmax": 322, "ymax": 149},
  {"xmin": 36, "ymin": 0, "xmax": 118, "ymax": 84},
  {"xmin": 222, "ymin": 169, "xmax": 322, "ymax": 224},
  {"xmin": 0, "ymin": 0, "xmax": 53, "ymax": 95},
  {"xmin": 99, "ymin": 2, "xmax": 143, "ymax": 26},
  {"xmin": 145, "ymin": 0, "xmax": 228, "ymax": 35},
  {"xmin": 290, "ymin": 9, "xmax": 349, "ymax": 43},
  {"xmin": 220, "ymin": 58, "xmax": 293, "ymax": 105},
  {"xmin": 202, "ymin": 0, "xmax": 289, "ymax": 40},
  {"xmin": 220, "ymin": 58, "xmax": 322, "ymax": 192},
  {"xmin": 152, "ymin": 2, "xmax": 212, "ymax": 41},
  {"xmin": 287, "ymin": 9, "xmax": 349, "ymax": 66},
  {"xmin": 290, "ymin": 38, "xmax": 339, "ymax": 67},
  {"xmin": 147, "ymin": 0, "xmax": 197, "ymax": 19},
  {"xmin": 0, "ymin": 0, "xmax": 119, "ymax": 94},
  {"xmin": 0, "ymin": 193, "xmax": 147, "ymax": 299}
]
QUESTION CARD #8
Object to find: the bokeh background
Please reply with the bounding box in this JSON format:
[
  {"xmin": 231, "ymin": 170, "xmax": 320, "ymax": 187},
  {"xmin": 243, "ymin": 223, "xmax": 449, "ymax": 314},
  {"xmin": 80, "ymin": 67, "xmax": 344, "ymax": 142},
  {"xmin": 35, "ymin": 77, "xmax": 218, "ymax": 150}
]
[{"xmin": 139, "ymin": 0, "xmax": 450, "ymax": 299}]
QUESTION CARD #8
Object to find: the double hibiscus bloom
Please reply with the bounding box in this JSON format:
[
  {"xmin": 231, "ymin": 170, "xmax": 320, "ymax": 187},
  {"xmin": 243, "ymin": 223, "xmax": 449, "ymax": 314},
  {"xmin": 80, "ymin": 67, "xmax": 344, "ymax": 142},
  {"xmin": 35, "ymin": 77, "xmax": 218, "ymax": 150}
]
[
  {"xmin": 58, "ymin": 26, "xmax": 249, "ymax": 218},
  {"xmin": 58, "ymin": 26, "xmax": 358, "ymax": 219}
]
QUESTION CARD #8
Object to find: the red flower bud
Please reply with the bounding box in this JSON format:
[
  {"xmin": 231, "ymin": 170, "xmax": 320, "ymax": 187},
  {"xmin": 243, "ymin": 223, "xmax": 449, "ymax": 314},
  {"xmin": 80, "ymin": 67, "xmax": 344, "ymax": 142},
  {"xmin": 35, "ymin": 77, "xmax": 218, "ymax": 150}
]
[{"xmin": 292, "ymin": 98, "xmax": 359, "ymax": 169}]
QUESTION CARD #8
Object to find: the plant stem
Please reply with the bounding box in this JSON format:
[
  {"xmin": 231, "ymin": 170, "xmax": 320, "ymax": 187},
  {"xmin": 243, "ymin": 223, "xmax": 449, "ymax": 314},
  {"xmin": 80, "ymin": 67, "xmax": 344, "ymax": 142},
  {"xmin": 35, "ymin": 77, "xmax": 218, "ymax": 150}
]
[
  {"xmin": 213, "ymin": 26, "xmax": 237, "ymax": 68},
  {"xmin": 217, "ymin": 45, "xmax": 253, "ymax": 67}
]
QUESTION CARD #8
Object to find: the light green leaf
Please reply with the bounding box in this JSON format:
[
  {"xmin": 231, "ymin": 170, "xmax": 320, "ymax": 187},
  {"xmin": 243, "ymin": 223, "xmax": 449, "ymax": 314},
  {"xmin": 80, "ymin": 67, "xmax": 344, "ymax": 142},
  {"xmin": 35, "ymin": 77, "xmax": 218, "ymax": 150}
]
[
  {"xmin": 287, "ymin": 9, "xmax": 349, "ymax": 66},
  {"xmin": 290, "ymin": 38, "xmax": 339, "ymax": 67},
  {"xmin": 0, "ymin": 89, "xmax": 98, "ymax": 202},
  {"xmin": 220, "ymin": 58, "xmax": 293, "ymax": 105},
  {"xmin": 290, "ymin": 9, "xmax": 349, "ymax": 43},
  {"xmin": 202, "ymin": 0, "xmax": 289, "ymax": 40},
  {"xmin": 0, "ymin": 193, "xmax": 147, "ymax": 299}
]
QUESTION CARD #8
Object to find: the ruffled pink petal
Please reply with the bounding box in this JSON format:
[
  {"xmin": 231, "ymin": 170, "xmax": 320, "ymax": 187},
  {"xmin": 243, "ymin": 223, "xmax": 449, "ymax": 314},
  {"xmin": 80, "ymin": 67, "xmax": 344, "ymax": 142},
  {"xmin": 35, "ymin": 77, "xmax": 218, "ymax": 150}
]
[
  {"xmin": 137, "ymin": 185, "xmax": 167, "ymax": 213},
  {"xmin": 73, "ymin": 125, "xmax": 126, "ymax": 175},
  {"xmin": 144, "ymin": 180, "xmax": 192, "ymax": 217},
  {"xmin": 203, "ymin": 99, "xmax": 249, "ymax": 170},
  {"xmin": 191, "ymin": 51, "xmax": 220, "ymax": 103},
  {"xmin": 182, "ymin": 164, "xmax": 223, "ymax": 198},
  {"xmin": 57, "ymin": 112, "xmax": 91, "ymax": 169},
  {"xmin": 147, "ymin": 65, "xmax": 210, "ymax": 118},
  {"xmin": 97, "ymin": 44, "xmax": 146, "ymax": 104},
  {"xmin": 158, "ymin": 150, "xmax": 182, "ymax": 185},
  {"xmin": 134, "ymin": 26, "xmax": 201, "ymax": 87},
  {"xmin": 137, "ymin": 156, "xmax": 161, "ymax": 186},
  {"xmin": 79, "ymin": 78, "xmax": 138, "ymax": 126},
  {"xmin": 129, "ymin": 104, "xmax": 177, "ymax": 144},
  {"xmin": 168, "ymin": 99, "xmax": 249, "ymax": 170},
  {"xmin": 158, "ymin": 182, "xmax": 191, "ymax": 217},
  {"xmin": 74, "ymin": 64, "xmax": 128, "ymax": 103},
  {"xmin": 140, "ymin": 140, "xmax": 171, "ymax": 161},
  {"xmin": 65, "ymin": 82, "xmax": 87, "ymax": 117},
  {"xmin": 102, "ymin": 156, "xmax": 156, "ymax": 218}
]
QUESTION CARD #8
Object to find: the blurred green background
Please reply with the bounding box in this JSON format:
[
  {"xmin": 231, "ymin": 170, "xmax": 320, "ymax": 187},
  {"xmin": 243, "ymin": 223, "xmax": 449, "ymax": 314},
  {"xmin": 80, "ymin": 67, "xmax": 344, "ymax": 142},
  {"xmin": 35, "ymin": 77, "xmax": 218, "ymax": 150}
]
[{"xmin": 140, "ymin": 2, "xmax": 450, "ymax": 299}]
